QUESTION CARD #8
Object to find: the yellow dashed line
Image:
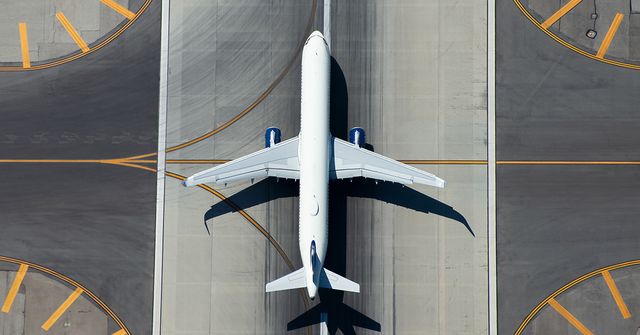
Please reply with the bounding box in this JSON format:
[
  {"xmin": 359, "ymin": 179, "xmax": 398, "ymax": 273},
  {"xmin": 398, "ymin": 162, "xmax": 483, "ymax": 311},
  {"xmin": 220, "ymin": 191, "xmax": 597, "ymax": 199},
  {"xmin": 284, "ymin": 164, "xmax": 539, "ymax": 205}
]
[
  {"xmin": 602, "ymin": 270, "xmax": 631, "ymax": 319},
  {"xmin": 541, "ymin": 0, "xmax": 582, "ymax": 29},
  {"xmin": 101, "ymin": 0, "xmax": 136, "ymax": 20},
  {"xmin": 547, "ymin": 298, "xmax": 593, "ymax": 335},
  {"xmin": 56, "ymin": 12, "xmax": 89, "ymax": 53},
  {"xmin": 18, "ymin": 23, "xmax": 30, "ymax": 69},
  {"xmin": 597, "ymin": 13, "xmax": 624, "ymax": 59},
  {"xmin": 1, "ymin": 264, "xmax": 28, "ymax": 313},
  {"xmin": 41, "ymin": 287, "xmax": 84, "ymax": 331}
]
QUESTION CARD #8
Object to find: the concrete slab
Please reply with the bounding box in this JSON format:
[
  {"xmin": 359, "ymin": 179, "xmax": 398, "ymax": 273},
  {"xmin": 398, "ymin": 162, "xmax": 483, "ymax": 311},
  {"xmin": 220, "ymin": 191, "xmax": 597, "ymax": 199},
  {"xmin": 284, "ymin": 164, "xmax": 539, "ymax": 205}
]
[
  {"xmin": 161, "ymin": 0, "xmax": 487, "ymax": 333},
  {"xmin": 160, "ymin": 1, "xmax": 315, "ymax": 334}
]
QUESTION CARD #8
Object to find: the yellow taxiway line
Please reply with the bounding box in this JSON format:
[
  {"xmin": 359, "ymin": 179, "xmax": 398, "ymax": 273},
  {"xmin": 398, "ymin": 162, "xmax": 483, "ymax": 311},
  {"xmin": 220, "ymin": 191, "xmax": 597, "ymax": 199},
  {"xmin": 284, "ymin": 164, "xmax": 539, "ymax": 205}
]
[
  {"xmin": 597, "ymin": 13, "xmax": 624, "ymax": 59},
  {"xmin": 602, "ymin": 270, "xmax": 631, "ymax": 319},
  {"xmin": 18, "ymin": 23, "xmax": 30, "ymax": 69},
  {"xmin": 6, "ymin": 159, "xmax": 640, "ymax": 166},
  {"xmin": 547, "ymin": 298, "xmax": 593, "ymax": 335},
  {"xmin": 56, "ymin": 12, "xmax": 89, "ymax": 53},
  {"xmin": 101, "ymin": 0, "xmax": 136, "ymax": 20},
  {"xmin": 1, "ymin": 264, "xmax": 28, "ymax": 313},
  {"xmin": 112, "ymin": 329, "xmax": 127, "ymax": 335},
  {"xmin": 541, "ymin": 0, "xmax": 582, "ymax": 29},
  {"xmin": 497, "ymin": 160, "xmax": 640, "ymax": 165},
  {"xmin": 42, "ymin": 287, "xmax": 84, "ymax": 331}
]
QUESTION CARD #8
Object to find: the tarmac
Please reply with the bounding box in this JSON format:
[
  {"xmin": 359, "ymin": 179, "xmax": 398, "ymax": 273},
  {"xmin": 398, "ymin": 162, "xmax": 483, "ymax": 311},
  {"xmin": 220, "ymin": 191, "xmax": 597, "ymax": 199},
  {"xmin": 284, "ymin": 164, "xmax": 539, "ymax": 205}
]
[
  {"xmin": 7, "ymin": 0, "xmax": 640, "ymax": 334},
  {"xmin": 497, "ymin": 0, "xmax": 640, "ymax": 333},
  {"xmin": 0, "ymin": 0, "xmax": 160, "ymax": 334}
]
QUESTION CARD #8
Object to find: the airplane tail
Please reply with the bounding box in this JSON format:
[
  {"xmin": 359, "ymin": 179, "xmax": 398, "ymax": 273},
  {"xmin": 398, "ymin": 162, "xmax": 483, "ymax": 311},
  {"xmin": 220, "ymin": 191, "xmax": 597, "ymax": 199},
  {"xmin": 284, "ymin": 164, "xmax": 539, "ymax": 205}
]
[
  {"xmin": 266, "ymin": 268, "xmax": 306, "ymax": 292},
  {"xmin": 318, "ymin": 268, "xmax": 360, "ymax": 293},
  {"xmin": 265, "ymin": 267, "xmax": 359, "ymax": 293}
]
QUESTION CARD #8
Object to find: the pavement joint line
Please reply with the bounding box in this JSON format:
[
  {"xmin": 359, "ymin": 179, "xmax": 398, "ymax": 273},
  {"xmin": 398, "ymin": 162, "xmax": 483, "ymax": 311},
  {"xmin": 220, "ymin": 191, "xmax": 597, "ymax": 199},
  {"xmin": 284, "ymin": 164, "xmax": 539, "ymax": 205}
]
[
  {"xmin": 541, "ymin": 0, "xmax": 582, "ymax": 29},
  {"xmin": 602, "ymin": 270, "xmax": 632, "ymax": 319},
  {"xmin": 41, "ymin": 287, "xmax": 84, "ymax": 331},
  {"xmin": 55, "ymin": 12, "xmax": 90, "ymax": 53},
  {"xmin": 101, "ymin": 0, "xmax": 136, "ymax": 20},
  {"xmin": 18, "ymin": 23, "xmax": 30, "ymax": 69},
  {"xmin": 547, "ymin": 298, "xmax": 594, "ymax": 335},
  {"xmin": 488, "ymin": 0, "xmax": 497, "ymax": 327},
  {"xmin": 597, "ymin": 13, "xmax": 624, "ymax": 58},
  {"xmin": 1, "ymin": 264, "xmax": 28, "ymax": 313},
  {"xmin": 152, "ymin": 0, "xmax": 170, "ymax": 333}
]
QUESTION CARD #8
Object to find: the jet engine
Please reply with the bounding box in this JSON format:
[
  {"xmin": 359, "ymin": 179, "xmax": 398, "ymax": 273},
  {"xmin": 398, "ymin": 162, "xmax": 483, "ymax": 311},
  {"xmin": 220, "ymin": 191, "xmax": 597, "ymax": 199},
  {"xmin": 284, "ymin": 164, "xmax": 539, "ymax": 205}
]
[
  {"xmin": 265, "ymin": 127, "xmax": 281, "ymax": 148},
  {"xmin": 349, "ymin": 127, "xmax": 366, "ymax": 147}
]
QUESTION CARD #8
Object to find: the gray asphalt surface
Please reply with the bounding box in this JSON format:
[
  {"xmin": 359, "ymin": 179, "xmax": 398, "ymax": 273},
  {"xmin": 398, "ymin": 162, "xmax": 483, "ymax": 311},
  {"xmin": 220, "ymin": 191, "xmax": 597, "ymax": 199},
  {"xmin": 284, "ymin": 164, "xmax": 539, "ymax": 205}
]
[
  {"xmin": 0, "ymin": 0, "xmax": 160, "ymax": 334},
  {"xmin": 497, "ymin": 0, "xmax": 640, "ymax": 161},
  {"xmin": 497, "ymin": 0, "xmax": 640, "ymax": 334},
  {"xmin": 0, "ymin": 0, "xmax": 158, "ymax": 160}
]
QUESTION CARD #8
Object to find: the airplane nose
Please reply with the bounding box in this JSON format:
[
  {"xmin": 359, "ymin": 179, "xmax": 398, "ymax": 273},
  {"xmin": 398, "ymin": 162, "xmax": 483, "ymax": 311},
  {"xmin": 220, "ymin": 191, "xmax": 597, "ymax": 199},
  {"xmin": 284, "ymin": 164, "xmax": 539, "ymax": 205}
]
[{"xmin": 310, "ymin": 30, "xmax": 324, "ymax": 38}]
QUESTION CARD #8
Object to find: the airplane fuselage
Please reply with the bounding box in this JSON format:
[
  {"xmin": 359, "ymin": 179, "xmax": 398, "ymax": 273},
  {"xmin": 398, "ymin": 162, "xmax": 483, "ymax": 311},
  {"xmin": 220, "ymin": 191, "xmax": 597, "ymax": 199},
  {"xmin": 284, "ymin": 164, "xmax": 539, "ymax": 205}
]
[
  {"xmin": 298, "ymin": 31, "xmax": 331, "ymax": 299},
  {"xmin": 184, "ymin": 31, "xmax": 444, "ymax": 301}
]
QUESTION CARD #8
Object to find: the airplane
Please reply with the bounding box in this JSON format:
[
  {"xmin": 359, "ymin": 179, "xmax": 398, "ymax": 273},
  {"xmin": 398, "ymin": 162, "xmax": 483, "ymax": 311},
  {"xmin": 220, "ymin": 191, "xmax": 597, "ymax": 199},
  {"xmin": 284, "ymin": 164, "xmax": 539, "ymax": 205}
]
[{"xmin": 183, "ymin": 30, "xmax": 445, "ymax": 300}]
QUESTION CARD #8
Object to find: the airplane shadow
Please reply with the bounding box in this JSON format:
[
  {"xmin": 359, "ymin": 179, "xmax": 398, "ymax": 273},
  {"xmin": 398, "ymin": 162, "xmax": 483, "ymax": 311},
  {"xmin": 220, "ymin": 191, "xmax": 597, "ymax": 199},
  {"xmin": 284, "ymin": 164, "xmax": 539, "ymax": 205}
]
[{"xmin": 201, "ymin": 57, "xmax": 472, "ymax": 333}]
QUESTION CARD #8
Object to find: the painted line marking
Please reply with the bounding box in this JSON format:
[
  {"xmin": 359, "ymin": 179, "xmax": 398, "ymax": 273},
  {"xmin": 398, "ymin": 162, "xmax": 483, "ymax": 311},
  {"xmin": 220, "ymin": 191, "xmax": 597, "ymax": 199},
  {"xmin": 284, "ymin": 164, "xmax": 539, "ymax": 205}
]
[
  {"xmin": 548, "ymin": 298, "xmax": 593, "ymax": 335},
  {"xmin": 541, "ymin": 0, "xmax": 582, "ymax": 29},
  {"xmin": 602, "ymin": 270, "xmax": 631, "ymax": 319},
  {"xmin": 113, "ymin": 329, "xmax": 127, "ymax": 335},
  {"xmin": 56, "ymin": 12, "xmax": 89, "ymax": 53},
  {"xmin": 41, "ymin": 287, "xmax": 83, "ymax": 331},
  {"xmin": 597, "ymin": 13, "xmax": 624, "ymax": 58},
  {"xmin": 100, "ymin": 0, "xmax": 136, "ymax": 20},
  {"xmin": 1, "ymin": 264, "xmax": 28, "ymax": 313},
  {"xmin": 18, "ymin": 23, "xmax": 30, "ymax": 69},
  {"xmin": 497, "ymin": 161, "xmax": 640, "ymax": 165}
]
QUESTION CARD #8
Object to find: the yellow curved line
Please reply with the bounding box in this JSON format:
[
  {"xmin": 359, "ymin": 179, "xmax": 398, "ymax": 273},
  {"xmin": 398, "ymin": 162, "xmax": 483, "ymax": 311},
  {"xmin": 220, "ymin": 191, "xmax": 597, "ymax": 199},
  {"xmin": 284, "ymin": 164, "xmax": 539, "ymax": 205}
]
[
  {"xmin": 514, "ymin": 259, "xmax": 640, "ymax": 334},
  {"xmin": 0, "ymin": 0, "xmax": 153, "ymax": 72},
  {"xmin": 512, "ymin": 0, "xmax": 640, "ymax": 70},
  {"xmin": 111, "ymin": 162, "xmax": 307, "ymax": 301},
  {"xmin": 119, "ymin": 0, "xmax": 319, "ymax": 161},
  {"xmin": 0, "ymin": 255, "xmax": 131, "ymax": 335}
]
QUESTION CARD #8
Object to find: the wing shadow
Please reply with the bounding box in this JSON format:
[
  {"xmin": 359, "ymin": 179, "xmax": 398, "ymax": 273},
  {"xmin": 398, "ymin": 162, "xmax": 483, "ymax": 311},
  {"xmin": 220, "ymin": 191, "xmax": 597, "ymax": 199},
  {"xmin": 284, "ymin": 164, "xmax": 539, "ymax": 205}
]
[{"xmin": 342, "ymin": 178, "xmax": 474, "ymax": 236}]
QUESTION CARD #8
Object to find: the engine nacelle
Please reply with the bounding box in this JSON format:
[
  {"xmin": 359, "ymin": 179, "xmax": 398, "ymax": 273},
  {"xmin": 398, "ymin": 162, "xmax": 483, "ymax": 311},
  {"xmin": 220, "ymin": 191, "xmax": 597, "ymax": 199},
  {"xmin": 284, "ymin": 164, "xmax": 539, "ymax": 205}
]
[
  {"xmin": 265, "ymin": 127, "xmax": 281, "ymax": 148},
  {"xmin": 349, "ymin": 127, "xmax": 366, "ymax": 147}
]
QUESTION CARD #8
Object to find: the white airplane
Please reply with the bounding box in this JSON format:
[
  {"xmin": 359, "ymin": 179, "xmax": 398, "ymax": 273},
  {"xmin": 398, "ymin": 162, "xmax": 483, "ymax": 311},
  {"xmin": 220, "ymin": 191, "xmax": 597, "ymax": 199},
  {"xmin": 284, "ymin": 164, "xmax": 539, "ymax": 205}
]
[{"xmin": 183, "ymin": 31, "xmax": 445, "ymax": 299}]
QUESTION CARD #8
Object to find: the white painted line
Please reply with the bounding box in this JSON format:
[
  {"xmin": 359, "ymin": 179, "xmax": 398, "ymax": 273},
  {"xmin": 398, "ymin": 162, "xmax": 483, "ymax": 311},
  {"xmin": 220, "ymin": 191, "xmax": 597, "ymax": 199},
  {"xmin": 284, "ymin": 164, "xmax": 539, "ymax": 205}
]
[
  {"xmin": 487, "ymin": 0, "xmax": 497, "ymax": 332},
  {"xmin": 323, "ymin": 0, "xmax": 331, "ymax": 49},
  {"xmin": 152, "ymin": 0, "xmax": 170, "ymax": 334}
]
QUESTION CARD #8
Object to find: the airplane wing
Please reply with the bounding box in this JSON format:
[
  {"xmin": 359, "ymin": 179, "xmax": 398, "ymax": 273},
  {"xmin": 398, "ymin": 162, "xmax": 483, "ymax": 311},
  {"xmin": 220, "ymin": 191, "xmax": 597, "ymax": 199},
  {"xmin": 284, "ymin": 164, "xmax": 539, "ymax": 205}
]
[
  {"xmin": 330, "ymin": 137, "xmax": 445, "ymax": 188},
  {"xmin": 183, "ymin": 137, "xmax": 299, "ymax": 187}
]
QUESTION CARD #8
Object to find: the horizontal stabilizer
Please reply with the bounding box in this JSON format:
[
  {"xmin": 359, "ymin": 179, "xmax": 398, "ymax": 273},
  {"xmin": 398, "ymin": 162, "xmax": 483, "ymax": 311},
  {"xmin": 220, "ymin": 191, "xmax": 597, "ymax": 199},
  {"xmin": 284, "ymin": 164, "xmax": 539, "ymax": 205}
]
[
  {"xmin": 266, "ymin": 268, "xmax": 306, "ymax": 292},
  {"xmin": 319, "ymin": 268, "xmax": 360, "ymax": 293}
]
